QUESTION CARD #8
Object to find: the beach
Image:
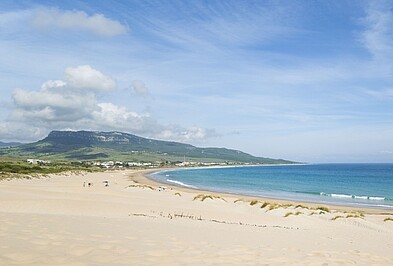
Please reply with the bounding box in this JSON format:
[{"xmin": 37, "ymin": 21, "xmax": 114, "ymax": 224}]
[{"xmin": 0, "ymin": 169, "xmax": 392, "ymax": 265}]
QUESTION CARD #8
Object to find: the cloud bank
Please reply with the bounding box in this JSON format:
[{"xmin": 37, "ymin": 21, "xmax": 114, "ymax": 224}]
[{"xmin": 3, "ymin": 65, "xmax": 213, "ymax": 143}]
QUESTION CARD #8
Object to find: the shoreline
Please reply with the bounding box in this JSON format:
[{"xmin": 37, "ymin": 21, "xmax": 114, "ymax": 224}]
[{"xmin": 137, "ymin": 167, "xmax": 393, "ymax": 215}]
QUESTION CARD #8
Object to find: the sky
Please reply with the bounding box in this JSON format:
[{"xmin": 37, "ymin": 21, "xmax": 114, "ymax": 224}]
[{"xmin": 0, "ymin": 0, "xmax": 392, "ymax": 163}]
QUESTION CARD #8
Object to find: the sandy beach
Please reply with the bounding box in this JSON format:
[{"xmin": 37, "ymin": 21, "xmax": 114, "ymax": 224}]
[{"xmin": 0, "ymin": 169, "xmax": 392, "ymax": 265}]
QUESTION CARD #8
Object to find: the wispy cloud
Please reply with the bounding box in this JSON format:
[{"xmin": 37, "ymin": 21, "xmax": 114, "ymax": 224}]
[
  {"xmin": 361, "ymin": 1, "xmax": 393, "ymax": 57},
  {"xmin": 131, "ymin": 80, "xmax": 150, "ymax": 97},
  {"xmin": 31, "ymin": 8, "xmax": 128, "ymax": 37},
  {"xmin": 366, "ymin": 88, "xmax": 393, "ymax": 99}
]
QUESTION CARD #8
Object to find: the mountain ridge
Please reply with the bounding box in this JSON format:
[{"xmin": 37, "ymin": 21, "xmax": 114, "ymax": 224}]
[
  {"xmin": 0, "ymin": 141, "xmax": 22, "ymax": 147},
  {"xmin": 1, "ymin": 130, "xmax": 295, "ymax": 164}
]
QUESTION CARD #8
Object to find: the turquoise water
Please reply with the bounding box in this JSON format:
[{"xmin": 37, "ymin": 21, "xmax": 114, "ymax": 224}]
[{"xmin": 148, "ymin": 164, "xmax": 393, "ymax": 209}]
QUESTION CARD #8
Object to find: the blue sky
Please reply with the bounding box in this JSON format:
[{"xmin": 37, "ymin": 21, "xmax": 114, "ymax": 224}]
[{"xmin": 0, "ymin": 0, "xmax": 392, "ymax": 163}]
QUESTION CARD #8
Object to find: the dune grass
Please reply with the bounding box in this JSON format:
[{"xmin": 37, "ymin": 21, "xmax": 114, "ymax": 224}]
[
  {"xmin": 332, "ymin": 212, "xmax": 364, "ymax": 220},
  {"xmin": 260, "ymin": 202, "xmax": 269, "ymax": 208},
  {"xmin": 332, "ymin": 215, "xmax": 344, "ymax": 220},
  {"xmin": 260, "ymin": 202, "xmax": 295, "ymax": 211},
  {"xmin": 268, "ymin": 203, "xmax": 280, "ymax": 211},
  {"xmin": 384, "ymin": 217, "xmax": 393, "ymax": 222},
  {"xmin": 234, "ymin": 198, "xmax": 246, "ymax": 203},
  {"xmin": 295, "ymin": 204, "xmax": 308, "ymax": 209},
  {"xmin": 193, "ymin": 194, "xmax": 227, "ymax": 202},
  {"xmin": 309, "ymin": 210, "xmax": 326, "ymax": 216},
  {"xmin": 315, "ymin": 206, "xmax": 330, "ymax": 213},
  {"xmin": 128, "ymin": 184, "xmax": 155, "ymax": 190},
  {"xmin": 174, "ymin": 192, "xmax": 182, "ymax": 196},
  {"xmin": 250, "ymin": 200, "xmax": 259, "ymax": 206},
  {"xmin": 343, "ymin": 211, "xmax": 364, "ymax": 218},
  {"xmin": 345, "ymin": 214, "xmax": 364, "ymax": 219},
  {"xmin": 284, "ymin": 211, "xmax": 303, "ymax": 217}
]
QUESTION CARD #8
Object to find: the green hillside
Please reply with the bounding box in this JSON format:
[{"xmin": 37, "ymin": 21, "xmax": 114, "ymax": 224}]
[{"xmin": 0, "ymin": 130, "xmax": 295, "ymax": 164}]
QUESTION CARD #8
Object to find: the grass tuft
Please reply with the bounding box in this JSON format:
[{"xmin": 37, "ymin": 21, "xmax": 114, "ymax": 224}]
[
  {"xmin": 250, "ymin": 200, "xmax": 259, "ymax": 206},
  {"xmin": 345, "ymin": 214, "xmax": 364, "ymax": 219},
  {"xmin": 128, "ymin": 184, "xmax": 155, "ymax": 190},
  {"xmin": 193, "ymin": 194, "xmax": 227, "ymax": 202},
  {"xmin": 332, "ymin": 215, "xmax": 344, "ymax": 220},
  {"xmin": 285, "ymin": 211, "xmax": 303, "ymax": 217},
  {"xmin": 343, "ymin": 211, "xmax": 364, "ymax": 218},
  {"xmin": 201, "ymin": 195, "xmax": 213, "ymax": 201},
  {"xmin": 260, "ymin": 202, "xmax": 269, "ymax": 208},
  {"xmin": 384, "ymin": 218, "xmax": 393, "ymax": 222},
  {"xmin": 234, "ymin": 199, "xmax": 245, "ymax": 203},
  {"xmin": 268, "ymin": 203, "xmax": 280, "ymax": 211},
  {"xmin": 315, "ymin": 206, "xmax": 330, "ymax": 213},
  {"xmin": 174, "ymin": 192, "xmax": 182, "ymax": 197}
]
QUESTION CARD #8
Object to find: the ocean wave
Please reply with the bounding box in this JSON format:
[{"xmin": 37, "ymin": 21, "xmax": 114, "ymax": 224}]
[
  {"xmin": 166, "ymin": 179, "xmax": 198, "ymax": 189},
  {"xmin": 320, "ymin": 192, "xmax": 390, "ymax": 201}
]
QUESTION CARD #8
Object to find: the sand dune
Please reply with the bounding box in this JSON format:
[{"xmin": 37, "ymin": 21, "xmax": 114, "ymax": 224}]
[{"xmin": 0, "ymin": 169, "xmax": 392, "ymax": 265}]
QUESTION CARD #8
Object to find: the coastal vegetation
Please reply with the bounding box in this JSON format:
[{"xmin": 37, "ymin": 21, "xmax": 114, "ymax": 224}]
[
  {"xmin": 309, "ymin": 211, "xmax": 326, "ymax": 216},
  {"xmin": 332, "ymin": 212, "xmax": 364, "ymax": 220},
  {"xmin": 234, "ymin": 198, "xmax": 246, "ymax": 203},
  {"xmin": 332, "ymin": 215, "xmax": 344, "ymax": 220},
  {"xmin": 128, "ymin": 184, "xmax": 155, "ymax": 190},
  {"xmin": 0, "ymin": 160, "xmax": 99, "ymax": 180},
  {"xmin": 284, "ymin": 211, "xmax": 303, "ymax": 217},
  {"xmin": 316, "ymin": 206, "xmax": 330, "ymax": 213},
  {"xmin": 193, "ymin": 194, "xmax": 227, "ymax": 202}
]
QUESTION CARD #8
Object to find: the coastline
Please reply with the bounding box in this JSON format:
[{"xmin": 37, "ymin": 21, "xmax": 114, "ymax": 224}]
[
  {"xmin": 138, "ymin": 167, "xmax": 392, "ymax": 215},
  {"xmin": 0, "ymin": 168, "xmax": 392, "ymax": 265}
]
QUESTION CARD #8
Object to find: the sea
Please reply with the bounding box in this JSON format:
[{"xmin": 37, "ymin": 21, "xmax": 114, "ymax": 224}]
[{"xmin": 148, "ymin": 164, "xmax": 393, "ymax": 210}]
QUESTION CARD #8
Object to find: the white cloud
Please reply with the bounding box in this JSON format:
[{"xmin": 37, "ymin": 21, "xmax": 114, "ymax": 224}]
[
  {"xmin": 154, "ymin": 126, "xmax": 216, "ymax": 143},
  {"xmin": 39, "ymin": 65, "xmax": 116, "ymax": 92},
  {"xmin": 92, "ymin": 102, "xmax": 155, "ymax": 132},
  {"xmin": 64, "ymin": 65, "xmax": 116, "ymax": 91},
  {"xmin": 11, "ymin": 88, "xmax": 97, "ymax": 122},
  {"xmin": 131, "ymin": 80, "xmax": 149, "ymax": 96},
  {"xmin": 1, "ymin": 65, "xmax": 213, "ymax": 143},
  {"xmin": 32, "ymin": 8, "xmax": 127, "ymax": 37}
]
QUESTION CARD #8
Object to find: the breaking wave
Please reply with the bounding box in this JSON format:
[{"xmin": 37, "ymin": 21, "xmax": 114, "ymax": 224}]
[
  {"xmin": 319, "ymin": 192, "xmax": 391, "ymax": 201},
  {"xmin": 166, "ymin": 179, "xmax": 198, "ymax": 189}
]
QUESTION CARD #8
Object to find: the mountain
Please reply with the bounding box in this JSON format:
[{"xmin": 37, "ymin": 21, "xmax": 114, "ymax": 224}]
[
  {"xmin": 0, "ymin": 130, "xmax": 295, "ymax": 164},
  {"xmin": 0, "ymin": 141, "xmax": 22, "ymax": 147}
]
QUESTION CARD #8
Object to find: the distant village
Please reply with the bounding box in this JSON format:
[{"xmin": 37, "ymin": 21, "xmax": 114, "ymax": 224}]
[{"xmin": 26, "ymin": 159, "xmax": 248, "ymax": 168}]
